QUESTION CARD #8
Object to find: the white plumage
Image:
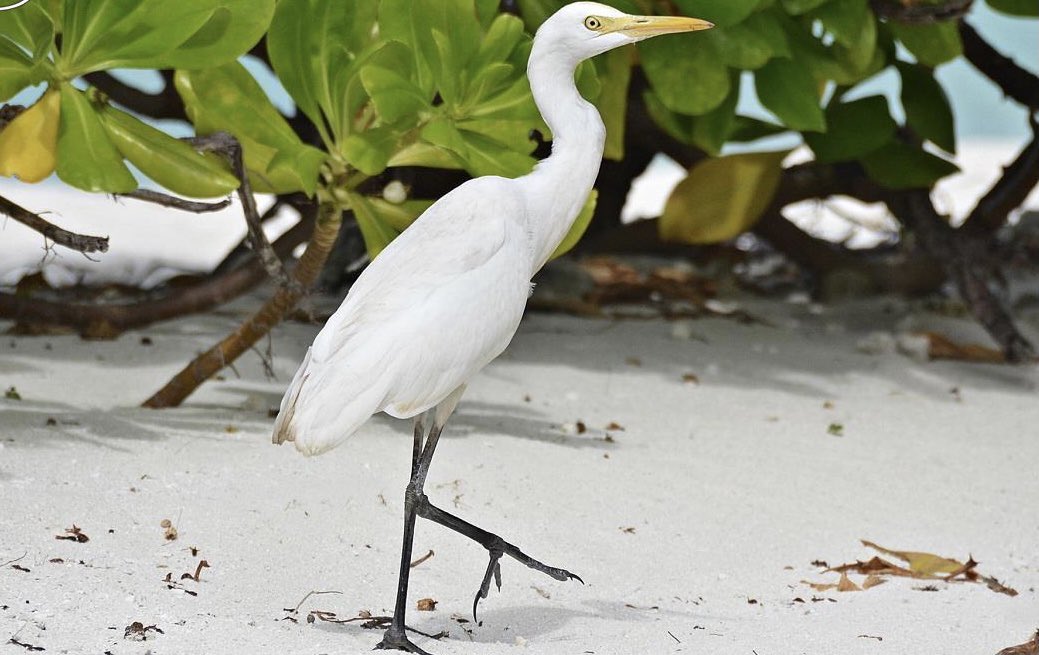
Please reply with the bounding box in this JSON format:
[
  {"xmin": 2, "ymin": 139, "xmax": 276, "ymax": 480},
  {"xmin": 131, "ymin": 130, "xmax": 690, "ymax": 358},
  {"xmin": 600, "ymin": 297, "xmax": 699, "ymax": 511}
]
[
  {"xmin": 271, "ymin": 4, "xmax": 713, "ymax": 651},
  {"xmin": 273, "ymin": 2, "xmax": 712, "ymax": 459}
]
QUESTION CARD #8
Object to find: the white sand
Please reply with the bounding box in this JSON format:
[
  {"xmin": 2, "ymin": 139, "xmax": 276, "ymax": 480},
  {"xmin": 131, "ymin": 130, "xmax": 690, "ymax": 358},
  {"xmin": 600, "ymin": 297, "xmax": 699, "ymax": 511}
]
[{"xmin": 1, "ymin": 292, "xmax": 1037, "ymax": 654}]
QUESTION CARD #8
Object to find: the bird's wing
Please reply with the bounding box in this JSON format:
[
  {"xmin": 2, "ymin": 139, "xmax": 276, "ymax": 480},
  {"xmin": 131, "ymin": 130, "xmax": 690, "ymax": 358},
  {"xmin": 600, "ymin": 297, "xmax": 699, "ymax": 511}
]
[
  {"xmin": 274, "ymin": 176, "xmax": 529, "ymax": 454},
  {"xmin": 312, "ymin": 176, "xmax": 525, "ymax": 362}
]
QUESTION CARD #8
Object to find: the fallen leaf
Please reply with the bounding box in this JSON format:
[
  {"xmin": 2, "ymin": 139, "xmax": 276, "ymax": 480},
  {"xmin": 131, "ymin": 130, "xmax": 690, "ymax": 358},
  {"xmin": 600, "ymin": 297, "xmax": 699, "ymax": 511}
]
[
  {"xmin": 837, "ymin": 572, "xmax": 861, "ymax": 592},
  {"xmin": 605, "ymin": 422, "xmax": 625, "ymax": 431},
  {"xmin": 682, "ymin": 373, "xmax": 700, "ymax": 384},
  {"xmin": 160, "ymin": 519, "xmax": 178, "ymax": 541},
  {"xmin": 918, "ymin": 331, "xmax": 1004, "ymax": 363},
  {"xmin": 416, "ymin": 598, "xmax": 437, "ymax": 611},
  {"xmin": 861, "ymin": 540, "xmax": 964, "ymax": 576},
  {"xmin": 862, "ymin": 574, "xmax": 886, "ymax": 589},
  {"xmin": 996, "ymin": 630, "xmax": 1039, "ymax": 655},
  {"xmin": 56, "ymin": 524, "xmax": 89, "ymax": 543},
  {"xmin": 827, "ymin": 423, "xmax": 844, "ymax": 436},
  {"xmin": 4, "ymin": 386, "xmax": 21, "ymax": 400}
]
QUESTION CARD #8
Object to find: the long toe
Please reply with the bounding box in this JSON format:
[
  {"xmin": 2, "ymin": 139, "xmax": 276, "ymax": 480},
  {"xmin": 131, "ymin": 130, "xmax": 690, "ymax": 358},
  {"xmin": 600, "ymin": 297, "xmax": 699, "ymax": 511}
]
[{"xmin": 375, "ymin": 628, "xmax": 434, "ymax": 655}]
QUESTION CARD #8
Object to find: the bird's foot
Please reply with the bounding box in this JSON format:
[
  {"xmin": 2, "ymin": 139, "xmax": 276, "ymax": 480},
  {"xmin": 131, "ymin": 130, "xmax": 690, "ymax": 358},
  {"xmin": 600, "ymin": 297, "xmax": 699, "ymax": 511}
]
[
  {"xmin": 472, "ymin": 535, "xmax": 582, "ymax": 619},
  {"xmin": 375, "ymin": 626, "xmax": 433, "ymax": 655}
]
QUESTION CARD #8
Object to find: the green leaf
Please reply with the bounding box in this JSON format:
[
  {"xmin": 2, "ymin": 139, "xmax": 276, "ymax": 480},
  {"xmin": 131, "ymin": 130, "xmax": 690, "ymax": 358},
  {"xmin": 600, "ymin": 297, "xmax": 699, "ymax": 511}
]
[
  {"xmin": 889, "ymin": 21, "xmax": 962, "ymax": 67},
  {"xmin": 341, "ymin": 126, "xmax": 400, "ymax": 176},
  {"xmin": 592, "ymin": 48, "xmax": 632, "ymax": 160},
  {"xmin": 55, "ymin": 85, "xmax": 136, "ymax": 193},
  {"xmin": 140, "ymin": 0, "xmax": 275, "ymax": 69},
  {"xmin": 804, "ymin": 95, "xmax": 895, "ymax": 162},
  {"xmin": 550, "ymin": 190, "xmax": 597, "ymax": 259},
  {"xmin": 860, "ymin": 141, "xmax": 959, "ymax": 189},
  {"xmin": 780, "ymin": 0, "xmax": 831, "ymax": 14},
  {"xmin": 60, "ymin": 0, "xmax": 225, "ymax": 73},
  {"xmin": 729, "ymin": 116, "xmax": 788, "ymax": 142},
  {"xmin": 0, "ymin": 40, "xmax": 35, "ymax": 103},
  {"xmin": 714, "ymin": 13, "xmax": 787, "ymax": 70},
  {"xmin": 360, "ymin": 65, "xmax": 430, "ymax": 125},
  {"xmin": 755, "ymin": 58, "xmax": 826, "ymax": 132},
  {"xmin": 661, "ymin": 150, "xmax": 790, "ymax": 244},
  {"xmin": 0, "ymin": 3, "xmax": 54, "ymax": 101},
  {"xmin": 421, "ymin": 118, "xmax": 534, "ymax": 177},
  {"xmin": 984, "ymin": 0, "xmax": 1038, "ymax": 16},
  {"xmin": 691, "ymin": 74, "xmax": 740, "ymax": 155},
  {"xmin": 814, "ymin": 0, "xmax": 876, "ymax": 72},
  {"xmin": 98, "ymin": 104, "xmax": 239, "ymax": 198},
  {"xmin": 673, "ymin": 0, "xmax": 762, "ymax": 27},
  {"xmin": 0, "ymin": 1, "xmax": 54, "ymax": 60},
  {"xmin": 897, "ymin": 62, "xmax": 955, "ymax": 153},
  {"xmin": 640, "ymin": 31, "xmax": 731, "ymax": 116},
  {"xmin": 346, "ymin": 191, "xmax": 401, "ymax": 259},
  {"xmin": 367, "ymin": 197, "xmax": 435, "ymax": 232},
  {"xmin": 267, "ymin": 0, "xmax": 378, "ymax": 146},
  {"xmin": 174, "ymin": 63, "xmax": 326, "ymax": 195}
]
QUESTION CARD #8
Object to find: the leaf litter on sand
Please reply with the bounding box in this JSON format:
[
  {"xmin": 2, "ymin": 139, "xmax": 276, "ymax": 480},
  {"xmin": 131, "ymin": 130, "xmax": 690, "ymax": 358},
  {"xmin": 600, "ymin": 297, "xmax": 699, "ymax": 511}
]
[
  {"xmin": 996, "ymin": 630, "xmax": 1039, "ymax": 655},
  {"xmin": 801, "ymin": 540, "xmax": 1017, "ymax": 596}
]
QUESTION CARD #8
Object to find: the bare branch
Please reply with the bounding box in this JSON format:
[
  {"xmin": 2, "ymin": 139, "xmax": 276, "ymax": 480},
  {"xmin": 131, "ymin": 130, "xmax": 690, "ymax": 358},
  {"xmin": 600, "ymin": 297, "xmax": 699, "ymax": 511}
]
[
  {"xmin": 962, "ymin": 118, "xmax": 1039, "ymax": 235},
  {"xmin": 189, "ymin": 132, "xmax": 299, "ymax": 291},
  {"xmin": 116, "ymin": 189, "xmax": 232, "ymax": 213},
  {"xmin": 0, "ymin": 194, "xmax": 109, "ymax": 254},
  {"xmin": 143, "ymin": 203, "xmax": 343, "ymax": 408},
  {"xmin": 870, "ymin": 0, "xmax": 973, "ymax": 24},
  {"xmin": 888, "ymin": 191, "xmax": 1036, "ymax": 363},
  {"xmin": 0, "ymin": 210, "xmax": 313, "ymax": 337},
  {"xmin": 960, "ymin": 21, "xmax": 1039, "ymax": 111},
  {"xmin": 82, "ymin": 70, "xmax": 188, "ymax": 121}
]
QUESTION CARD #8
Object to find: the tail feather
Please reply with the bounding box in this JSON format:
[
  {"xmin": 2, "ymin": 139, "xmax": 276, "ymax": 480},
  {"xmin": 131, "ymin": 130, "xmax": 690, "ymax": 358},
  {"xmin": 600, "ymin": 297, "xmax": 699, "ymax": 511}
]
[{"xmin": 272, "ymin": 347, "xmax": 312, "ymax": 445}]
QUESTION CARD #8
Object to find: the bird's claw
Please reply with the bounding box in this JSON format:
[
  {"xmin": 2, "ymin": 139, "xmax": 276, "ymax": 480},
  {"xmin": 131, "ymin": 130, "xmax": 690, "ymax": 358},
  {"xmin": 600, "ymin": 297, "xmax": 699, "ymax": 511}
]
[
  {"xmin": 375, "ymin": 627, "xmax": 434, "ymax": 655},
  {"xmin": 473, "ymin": 548, "xmax": 504, "ymax": 620}
]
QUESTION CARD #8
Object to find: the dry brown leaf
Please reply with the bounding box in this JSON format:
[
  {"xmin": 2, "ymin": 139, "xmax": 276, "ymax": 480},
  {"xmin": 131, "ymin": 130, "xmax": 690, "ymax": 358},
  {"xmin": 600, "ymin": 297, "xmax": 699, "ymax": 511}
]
[
  {"xmin": 837, "ymin": 572, "xmax": 861, "ymax": 592},
  {"xmin": 416, "ymin": 598, "xmax": 437, "ymax": 611},
  {"xmin": 801, "ymin": 579, "xmax": 838, "ymax": 592},
  {"xmin": 580, "ymin": 257, "xmax": 642, "ymax": 286},
  {"xmin": 918, "ymin": 331, "xmax": 1004, "ymax": 363},
  {"xmin": 862, "ymin": 574, "xmax": 886, "ymax": 589},
  {"xmin": 861, "ymin": 540, "xmax": 965, "ymax": 576},
  {"xmin": 996, "ymin": 631, "xmax": 1039, "ymax": 655}
]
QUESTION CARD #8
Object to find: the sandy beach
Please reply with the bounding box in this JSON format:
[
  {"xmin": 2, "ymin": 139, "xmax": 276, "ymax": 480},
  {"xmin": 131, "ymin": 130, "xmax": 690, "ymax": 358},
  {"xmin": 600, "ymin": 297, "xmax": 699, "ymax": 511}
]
[{"xmin": 1, "ymin": 287, "xmax": 1037, "ymax": 654}]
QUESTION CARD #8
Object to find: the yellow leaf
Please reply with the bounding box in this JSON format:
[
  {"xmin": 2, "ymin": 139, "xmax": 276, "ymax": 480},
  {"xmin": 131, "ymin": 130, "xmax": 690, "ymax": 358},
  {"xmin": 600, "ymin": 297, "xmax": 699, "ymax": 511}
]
[
  {"xmin": 0, "ymin": 89, "xmax": 60, "ymax": 183},
  {"xmin": 861, "ymin": 540, "xmax": 964, "ymax": 576},
  {"xmin": 660, "ymin": 150, "xmax": 789, "ymax": 245}
]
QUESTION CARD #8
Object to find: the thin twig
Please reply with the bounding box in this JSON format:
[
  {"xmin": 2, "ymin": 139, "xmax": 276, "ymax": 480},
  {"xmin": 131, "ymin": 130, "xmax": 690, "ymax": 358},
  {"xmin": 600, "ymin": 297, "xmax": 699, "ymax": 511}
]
[
  {"xmin": 0, "ymin": 195, "xmax": 109, "ymax": 254},
  {"xmin": 116, "ymin": 189, "xmax": 232, "ymax": 213},
  {"xmin": 188, "ymin": 132, "xmax": 299, "ymax": 291},
  {"xmin": 0, "ymin": 552, "xmax": 27, "ymax": 568},
  {"xmin": 82, "ymin": 70, "xmax": 187, "ymax": 121},
  {"xmin": 410, "ymin": 549, "xmax": 435, "ymax": 568}
]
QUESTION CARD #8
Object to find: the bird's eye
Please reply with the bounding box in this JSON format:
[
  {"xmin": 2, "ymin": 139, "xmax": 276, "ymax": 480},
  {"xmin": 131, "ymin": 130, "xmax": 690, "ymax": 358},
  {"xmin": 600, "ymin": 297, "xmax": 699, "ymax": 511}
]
[{"xmin": 584, "ymin": 16, "xmax": 602, "ymax": 30}]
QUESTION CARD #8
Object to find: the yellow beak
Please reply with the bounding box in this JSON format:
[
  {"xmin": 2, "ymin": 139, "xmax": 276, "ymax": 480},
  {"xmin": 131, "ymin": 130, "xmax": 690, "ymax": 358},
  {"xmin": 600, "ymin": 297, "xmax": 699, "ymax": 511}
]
[{"xmin": 608, "ymin": 15, "xmax": 714, "ymax": 38}]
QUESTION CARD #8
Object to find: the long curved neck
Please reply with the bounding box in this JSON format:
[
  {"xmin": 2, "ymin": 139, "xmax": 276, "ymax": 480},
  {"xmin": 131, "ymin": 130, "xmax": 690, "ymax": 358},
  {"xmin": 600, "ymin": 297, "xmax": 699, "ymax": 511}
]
[{"xmin": 521, "ymin": 41, "xmax": 606, "ymax": 273}]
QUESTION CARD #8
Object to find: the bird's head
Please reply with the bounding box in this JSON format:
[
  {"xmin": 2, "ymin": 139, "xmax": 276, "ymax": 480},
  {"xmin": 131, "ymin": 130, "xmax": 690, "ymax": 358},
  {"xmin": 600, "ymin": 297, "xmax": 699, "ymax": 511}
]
[{"xmin": 535, "ymin": 1, "xmax": 714, "ymax": 62}]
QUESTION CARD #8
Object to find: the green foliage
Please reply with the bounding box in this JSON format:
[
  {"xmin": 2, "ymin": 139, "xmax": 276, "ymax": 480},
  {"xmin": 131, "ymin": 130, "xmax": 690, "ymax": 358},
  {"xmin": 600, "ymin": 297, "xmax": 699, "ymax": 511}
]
[
  {"xmin": 175, "ymin": 63, "xmax": 324, "ymax": 195},
  {"xmin": 0, "ymin": 0, "xmax": 270, "ymax": 196},
  {"xmin": 661, "ymin": 150, "xmax": 790, "ymax": 244},
  {"xmin": 0, "ymin": 0, "xmax": 1031, "ymax": 259}
]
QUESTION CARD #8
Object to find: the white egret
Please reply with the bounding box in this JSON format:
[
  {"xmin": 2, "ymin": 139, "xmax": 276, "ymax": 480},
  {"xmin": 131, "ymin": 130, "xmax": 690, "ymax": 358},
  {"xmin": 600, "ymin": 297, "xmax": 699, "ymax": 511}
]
[{"xmin": 273, "ymin": 3, "xmax": 712, "ymax": 652}]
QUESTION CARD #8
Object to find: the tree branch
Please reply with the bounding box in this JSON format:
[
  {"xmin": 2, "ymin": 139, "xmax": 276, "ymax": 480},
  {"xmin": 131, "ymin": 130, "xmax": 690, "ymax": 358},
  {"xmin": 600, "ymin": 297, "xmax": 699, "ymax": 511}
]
[
  {"xmin": 888, "ymin": 190, "xmax": 1035, "ymax": 362},
  {"xmin": 962, "ymin": 117, "xmax": 1039, "ymax": 235},
  {"xmin": 116, "ymin": 189, "xmax": 232, "ymax": 213},
  {"xmin": 870, "ymin": 0, "xmax": 974, "ymax": 24},
  {"xmin": 0, "ymin": 194, "xmax": 109, "ymax": 254},
  {"xmin": 82, "ymin": 70, "xmax": 188, "ymax": 121},
  {"xmin": 143, "ymin": 203, "xmax": 343, "ymax": 408},
  {"xmin": 188, "ymin": 132, "xmax": 299, "ymax": 291},
  {"xmin": 959, "ymin": 21, "xmax": 1039, "ymax": 111},
  {"xmin": 0, "ymin": 209, "xmax": 314, "ymax": 337}
]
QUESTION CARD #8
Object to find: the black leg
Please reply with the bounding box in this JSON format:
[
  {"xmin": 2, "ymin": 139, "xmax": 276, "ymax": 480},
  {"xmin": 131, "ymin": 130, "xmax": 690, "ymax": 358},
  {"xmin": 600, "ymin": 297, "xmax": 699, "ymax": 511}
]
[
  {"xmin": 414, "ymin": 496, "xmax": 582, "ymax": 619},
  {"xmin": 375, "ymin": 419, "xmax": 443, "ymax": 654}
]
